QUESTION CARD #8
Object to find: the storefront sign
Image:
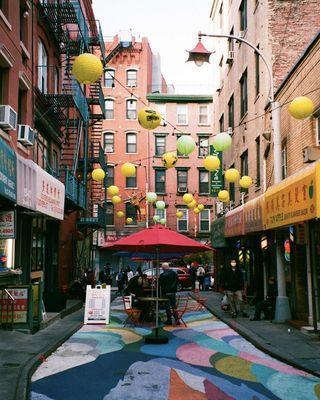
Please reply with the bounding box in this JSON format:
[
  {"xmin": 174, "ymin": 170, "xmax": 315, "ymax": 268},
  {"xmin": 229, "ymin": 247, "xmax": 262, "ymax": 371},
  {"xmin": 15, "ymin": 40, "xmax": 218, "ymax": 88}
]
[
  {"xmin": 225, "ymin": 206, "xmax": 244, "ymax": 237},
  {"xmin": 210, "ymin": 145, "xmax": 223, "ymax": 196},
  {"xmin": 0, "ymin": 138, "xmax": 16, "ymax": 202},
  {"xmin": 0, "ymin": 287, "xmax": 28, "ymax": 323},
  {"xmin": 84, "ymin": 285, "xmax": 111, "ymax": 324},
  {"xmin": 0, "ymin": 210, "xmax": 15, "ymax": 239},
  {"xmin": 244, "ymin": 196, "xmax": 264, "ymax": 233},
  {"xmin": 265, "ymin": 163, "xmax": 319, "ymax": 230},
  {"xmin": 211, "ymin": 217, "xmax": 227, "ymax": 248}
]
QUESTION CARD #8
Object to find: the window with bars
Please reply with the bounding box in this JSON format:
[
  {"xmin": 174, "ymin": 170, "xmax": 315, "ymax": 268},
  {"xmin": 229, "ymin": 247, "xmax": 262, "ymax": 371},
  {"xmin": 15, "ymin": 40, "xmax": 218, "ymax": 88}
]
[
  {"xmin": 199, "ymin": 209, "xmax": 210, "ymax": 232},
  {"xmin": 177, "ymin": 170, "xmax": 188, "ymax": 193},
  {"xmin": 105, "ymin": 99, "xmax": 114, "ymax": 119},
  {"xmin": 126, "ymin": 132, "xmax": 137, "ymax": 153},
  {"xmin": 199, "ymin": 105, "xmax": 209, "ymax": 125},
  {"xmin": 155, "ymin": 135, "xmax": 166, "ymax": 156},
  {"xmin": 228, "ymin": 94, "xmax": 234, "ymax": 129},
  {"xmin": 106, "ymin": 202, "xmax": 114, "ymax": 226},
  {"xmin": 155, "ymin": 169, "xmax": 166, "ymax": 193},
  {"xmin": 126, "ymin": 202, "xmax": 137, "ymax": 224},
  {"xmin": 104, "ymin": 132, "xmax": 114, "ymax": 153},
  {"xmin": 126, "ymin": 69, "xmax": 137, "ymax": 87},
  {"xmin": 105, "ymin": 69, "xmax": 115, "ymax": 88},
  {"xmin": 199, "ymin": 170, "xmax": 209, "ymax": 194},
  {"xmin": 198, "ymin": 137, "xmax": 209, "ymax": 157},
  {"xmin": 106, "ymin": 165, "xmax": 114, "ymax": 187},
  {"xmin": 240, "ymin": 69, "xmax": 248, "ymax": 118},
  {"xmin": 126, "ymin": 167, "xmax": 137, "ymax": 188},
  {"xmin": 177, "ymin": 104, "xmax": 188, "ymax": 125},
  {"xmin": 126, "ymin": 99, "xmax": 137, "ymax": 119},
  {"xmin": 177, "ymin": 209, "xmax": 188, "ymax": 232}
]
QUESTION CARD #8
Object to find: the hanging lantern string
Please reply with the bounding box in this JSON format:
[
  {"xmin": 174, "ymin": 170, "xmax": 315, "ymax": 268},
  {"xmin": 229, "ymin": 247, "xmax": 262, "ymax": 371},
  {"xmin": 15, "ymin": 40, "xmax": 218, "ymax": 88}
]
[{"xmin": 104, "ymin": 70, "xmax": 320, "ymax": 166}]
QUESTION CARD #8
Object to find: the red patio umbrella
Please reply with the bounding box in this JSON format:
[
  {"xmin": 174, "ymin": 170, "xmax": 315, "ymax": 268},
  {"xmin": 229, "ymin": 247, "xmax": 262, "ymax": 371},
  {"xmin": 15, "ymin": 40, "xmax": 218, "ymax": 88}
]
[{"xmin": 105, "ymin": 225, "xmax": 212, "ymax": 343}]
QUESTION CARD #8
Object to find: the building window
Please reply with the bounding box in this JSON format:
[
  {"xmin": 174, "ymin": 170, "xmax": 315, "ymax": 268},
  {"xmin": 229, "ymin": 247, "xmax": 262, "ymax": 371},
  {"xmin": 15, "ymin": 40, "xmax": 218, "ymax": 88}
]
[
  {"xmin": 105, "ymin": 99, "xmax": 114, "ymax": 119},
  {"xmin": 54, "ymin": 67, "xmax": 59, "ymax": 95},
  {"xmin": 282, "ymin": 140, "xmax": 287, "ymax": 179},
  {"xmin": 239, "ymin": 0, "xmax": 247, "ymax": 32},
  {"xmin": 52, "ymin": 150, "xmax": 58, "ymax": 173},
  {"xmin": 106, "ymin": 165, "xmax": 114, "ymax": 187},
  {"xmin": 177, "ymin": 170, "xmax": 188, "ymax": 193},
  {"xmin": 198, "ymin": 136, "xmax": 209, "ymax": 157},
  {"xmin": 177, "ymin": 104, "xmax": 188, "ymax": 125},
  {"xmin": 255, "ymin": 46, "xmax": 260, "ymax": 97},
  {"xmin": 199, "ymin": 170, "xmax": 209, "ymax": 194},
  {"xmin": 104, "ymin": 132, "xmax": 114, "ymax": 153},
  {"xmin": 18, "ymin": 89, "xmax": 26, "ymax": 124},
  {"xmin": 228, "ymin": 27, "xmax": 234, "ymax": 53},
  {"xmin": 156, "ymin": 104, "xmax": 166, "ymax": 122},
  {"xmin": 126, "ymin": 166, "xmax": 137, "ymax": 188},
  {"xmin": 155, "ymin": 169, "xmax": 166, "ymax": 193},
  {"xmin": 177, "ymin": 209, "xmax": 188, "ymax": 232},
  {"xmin": 240, "ymin": 69, "xmax": 248, "ymax": 118},
  {"xmin": 31, "ymin": 218, "xmax": 46, "ymax": 272},
  {"xmin": 228, "ymin": 95, "xmax": 234, "ymax": 130},
  {"xmin": 37, "ymin": 39, "xmax": 48, "ymax": 94},
  {"xmin": 155, "ymin": 135, "xmax": 166, "ymax": 156},
  {"xmin": 155, "ymin": 208, "xmax": 166, "ymax": 221},
  {"xmin": 199, "ymin": 105, "xmax": 209, "ymax": 125},
  {"xmin": 34, "ymin": 132, "xmax": 48, "ymax": 170},
  {"xmin": 126, "ymin": 132, "xmax": 137, "ymax": 153},
  {"xmin": 229, "ymin": 164, "xmax": 235, "ymax": 202},
  {"xmin": 219, "ymin": 2, "xmax": 223, "ymax": 29},
  {"xmin": 20, "ymin": 3, "xmax": 28, "ymax": 44},
  {"xmin": 126, "ymin": 69, "xmax": 137, "ymax": 87},
  {"xmin": 106, "ymin": 202, "xmax": 114, "ymax": 226},
  {"xmin": 219, "ymin": 114, "xmax": 224, "ymax": 132},
  {"xmin": 199, "ymin": 209, "xmax": 210, "ymax": 232},
  {"xmin": 126, "ymin": 202, "xmax": 137, "ymax": 224},
  {"xmin": 240, "ymin": 150, "xmax": 248, "ymax": 192},
  {"xmin": 105, "ymin": 69, "xmax": 115, "ymax": 88},
  {"xmin": 256, "ymin": 136, "xmax": 261, "ymax": 187},
  {"xmin": 126, "ymin": 99, "xmax": 137, "ymax": 119}
]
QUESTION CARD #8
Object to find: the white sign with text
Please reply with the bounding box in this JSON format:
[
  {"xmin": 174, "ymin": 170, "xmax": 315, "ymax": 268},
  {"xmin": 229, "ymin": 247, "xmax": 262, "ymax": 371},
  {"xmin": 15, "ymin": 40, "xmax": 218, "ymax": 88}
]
[{"xmin": 84, "ymin": 285, "xmax": 111, "ymax": 325}]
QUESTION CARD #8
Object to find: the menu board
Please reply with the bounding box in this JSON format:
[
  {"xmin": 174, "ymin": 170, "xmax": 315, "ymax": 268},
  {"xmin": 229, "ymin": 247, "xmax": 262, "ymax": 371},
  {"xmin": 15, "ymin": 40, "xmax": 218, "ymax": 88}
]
[
  {"xmin": 84, "ymin": 285, "xmax": 111, "ymax": 325},
  {"xmin": 0, "ymin": 287, "xmax": 28, "ymax": 323}
]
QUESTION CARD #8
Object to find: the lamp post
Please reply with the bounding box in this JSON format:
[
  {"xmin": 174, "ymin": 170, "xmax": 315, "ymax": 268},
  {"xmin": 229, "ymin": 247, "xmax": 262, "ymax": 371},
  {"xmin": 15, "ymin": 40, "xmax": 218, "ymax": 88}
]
[{"xmin": 187, "ymin": 32, "xmax": 291, "ymax": 322}]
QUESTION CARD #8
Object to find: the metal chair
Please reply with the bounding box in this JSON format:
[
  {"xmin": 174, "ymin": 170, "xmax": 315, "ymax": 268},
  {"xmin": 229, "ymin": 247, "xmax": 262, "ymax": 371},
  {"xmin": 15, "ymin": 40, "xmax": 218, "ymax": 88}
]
[
  {"xmin": 122, "ymin": 296, "xmax": 141, "ymax": 326},
  {"xmin": 174, "ymin": 296, "xmax": 189, "ymax": 327}
]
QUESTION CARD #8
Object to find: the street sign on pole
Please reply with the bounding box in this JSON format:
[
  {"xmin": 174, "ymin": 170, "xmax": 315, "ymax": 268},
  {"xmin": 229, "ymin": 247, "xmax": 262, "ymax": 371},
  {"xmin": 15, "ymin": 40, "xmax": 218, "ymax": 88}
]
[{"xmin": 210, "ymin": 145, "xmax": 223, "ymax": 196}]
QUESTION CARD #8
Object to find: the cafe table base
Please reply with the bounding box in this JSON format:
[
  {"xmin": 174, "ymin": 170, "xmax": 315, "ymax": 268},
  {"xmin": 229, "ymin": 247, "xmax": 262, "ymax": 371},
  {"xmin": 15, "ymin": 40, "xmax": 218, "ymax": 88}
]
[{"xmin": 144, "ymin": 327, "xmax": 169, "ymax": 344}]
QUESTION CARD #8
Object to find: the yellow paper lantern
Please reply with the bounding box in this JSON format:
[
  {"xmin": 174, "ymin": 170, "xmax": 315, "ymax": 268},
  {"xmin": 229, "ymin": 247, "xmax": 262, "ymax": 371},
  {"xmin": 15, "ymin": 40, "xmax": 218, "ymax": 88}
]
[
  {"xmin": 187, "ymin": 200, "xmax": 197, "ymax": 209},
  {"xmin": 176, "ymin": 211, "xmax": 183, "ymax": 218},
  {"xmin": 197, "ymin": 204, "xmax": 204, "ymax": 211},
  {"xmin": 288, "ymin": 96, "xmax": 314, "ymax": 120},
  {"xmin": 225, "ymin": 168, "xmax": 240, "ymax": 183},
  {"xmin": 161, "ymin": 152, "xmax": 178, "ymax": 169},
  {"xmin": 183, "ymin": 193, "xmax": 194, "ymax": 204},
  {"xmin": 111, "ymin": 195, "xmax": 121, "ymax": 204},
  {"xmin": 121, "ymin": 162, "xmax": 136, "ymax": 177},
  {"xmin": 138, "ymin": 107, "xmax": 161, "ymax": 130},
  {"xmin": 107, "ymin": 185, "xmax": 119, "ymax": 197},
  {"xmin": 239, "ymin": 176, "xmax": 253, "ymax": 189},
  {"xmin": 204, "ymin": 155, "xmax": 220, "ymax": 171},
  {"xmin": 92, "ymin": 168, "xmax": 105, "ymax": 182},
  {"xmin": 116, "ymin": 211, "xmax": 124, "ymax": 218},
  {"xmin": 194, "ymin": 207, "xmax": 200, "ymax": 214},
  {"xmin": 72, "ymin": 53, "xmax": 103, "ymax": 84},
  {"xmin": 126, "ymin": 217, "xmax": 133, "ymax": 224},
  {"xmin": 218, "ymin": 190, "xmax": 230, "ymax": 203}
]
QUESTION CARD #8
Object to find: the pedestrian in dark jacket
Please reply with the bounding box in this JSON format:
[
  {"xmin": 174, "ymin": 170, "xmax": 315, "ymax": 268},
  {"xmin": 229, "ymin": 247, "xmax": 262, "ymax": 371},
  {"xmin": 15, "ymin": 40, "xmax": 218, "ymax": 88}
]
[
  {"xmin": 159, "ymin": 262, "xmax": 179, "ymax": 325},
  {"xmin": 221, "ymin": 259, "xmax": 248, "ymax": 318},
  {"xmin": 251, "ymin": 277, "xmax": 277, "ymax": 321}
]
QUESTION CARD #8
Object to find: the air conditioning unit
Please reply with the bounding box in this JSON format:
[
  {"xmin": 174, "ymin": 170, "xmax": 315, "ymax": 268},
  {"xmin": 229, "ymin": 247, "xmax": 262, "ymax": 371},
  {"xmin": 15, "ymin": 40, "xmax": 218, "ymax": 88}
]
[
  {"xmin": 178, "ymin": 185, "xmax": 188, "ymax": 193},
  {"xmin": 303, "ymin": 146, "xmax": 320, "ymax": 163},
  {"xmin": 226, "ymin": 51, "xmax": 234, "ymax": 64},
  {"xmin": 239, "ymin": 30, "xmax": 246, "ymax": 38},
  {"xmin": 18, "ymin": 125, "xmax": 35, "ymax": 146},
  {"xmin": 0, "ymin": 105, "xmax": 17, "ymax": 131}
]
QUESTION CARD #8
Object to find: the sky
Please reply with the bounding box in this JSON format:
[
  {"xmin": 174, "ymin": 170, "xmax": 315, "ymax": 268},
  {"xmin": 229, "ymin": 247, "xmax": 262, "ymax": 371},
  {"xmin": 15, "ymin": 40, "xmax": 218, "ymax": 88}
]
[{"xmin": 92, "ymin": 0, "xmax": 215, "ymax": 94}]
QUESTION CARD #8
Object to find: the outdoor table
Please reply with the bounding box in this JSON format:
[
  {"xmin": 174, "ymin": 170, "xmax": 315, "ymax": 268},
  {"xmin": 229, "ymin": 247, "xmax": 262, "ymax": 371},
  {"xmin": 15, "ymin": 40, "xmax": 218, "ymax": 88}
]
[{"xmin": 137, "ymin": 297, "xmax": 169, "ymax": 323}]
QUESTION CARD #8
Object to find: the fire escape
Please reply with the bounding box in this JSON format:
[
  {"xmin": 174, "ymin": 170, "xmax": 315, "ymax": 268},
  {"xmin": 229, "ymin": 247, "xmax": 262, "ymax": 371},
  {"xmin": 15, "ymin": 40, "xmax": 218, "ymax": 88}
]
[{"xmin": 37, "ymin": 0, "xmax": 106, "ymax": 229}]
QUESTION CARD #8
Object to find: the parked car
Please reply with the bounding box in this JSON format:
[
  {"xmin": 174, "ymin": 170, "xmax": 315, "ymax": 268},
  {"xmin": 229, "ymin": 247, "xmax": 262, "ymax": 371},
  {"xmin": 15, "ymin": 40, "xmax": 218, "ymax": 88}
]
[{"xmin": 143, "ymin": 267, "xmax": 191, "ymax": 291}]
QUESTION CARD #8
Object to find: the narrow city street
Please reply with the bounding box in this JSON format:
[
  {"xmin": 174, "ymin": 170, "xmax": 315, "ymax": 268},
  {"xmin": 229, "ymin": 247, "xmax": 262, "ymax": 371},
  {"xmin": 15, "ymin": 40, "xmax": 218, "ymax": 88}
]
[{"xmin": 31, "ymin": 297, "xmax": 320, "ymax": 400}]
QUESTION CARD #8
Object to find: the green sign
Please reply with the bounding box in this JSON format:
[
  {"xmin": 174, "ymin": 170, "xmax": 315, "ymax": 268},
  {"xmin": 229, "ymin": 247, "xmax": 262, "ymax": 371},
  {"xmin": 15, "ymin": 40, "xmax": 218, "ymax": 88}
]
[
  {"xmin": 0, "ymin": 138, "xmax": 16, "ymax": 202},
  {"xmin": 211, "ymin": 217, "xmax": 227, "ymax": 248},
  {"xmin": 210, "ymin": 145, "xmax": 222, "ymax": 196}
]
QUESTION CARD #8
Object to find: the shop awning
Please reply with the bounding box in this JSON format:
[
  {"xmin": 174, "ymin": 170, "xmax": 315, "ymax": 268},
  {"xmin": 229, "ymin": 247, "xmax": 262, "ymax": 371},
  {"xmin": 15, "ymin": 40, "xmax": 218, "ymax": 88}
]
[
  {"xmin": 211, "ymin": 217, "xmax": 227, "ymax": 248},
  {"xmin": 224, "ymin": 206, "xmax": 244, "ymax": 238},
  {"xmin": 17, "ymin": 155, "xmax": 65, "ymax": 220},
  {"xmin": 264, "ymin": 161, "xmax": 320, "ymax": 230},
  {"xmin": 244, "ymin": 194, "xmax": 264, "ymax": 234}
]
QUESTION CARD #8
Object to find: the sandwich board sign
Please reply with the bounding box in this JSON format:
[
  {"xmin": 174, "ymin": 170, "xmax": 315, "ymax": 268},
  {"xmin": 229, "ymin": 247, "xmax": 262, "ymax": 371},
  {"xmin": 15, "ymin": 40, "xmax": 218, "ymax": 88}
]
[{"xmin": 84, "ymin": 285, "xmax": 111, "ymax": 324}]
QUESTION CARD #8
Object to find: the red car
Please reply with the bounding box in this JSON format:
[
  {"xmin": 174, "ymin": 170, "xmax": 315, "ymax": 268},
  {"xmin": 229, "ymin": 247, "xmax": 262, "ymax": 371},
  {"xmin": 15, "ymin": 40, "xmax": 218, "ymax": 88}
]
[{"xmin": 143, "ymin": 267, "xmax": 191, "ymax": 291}]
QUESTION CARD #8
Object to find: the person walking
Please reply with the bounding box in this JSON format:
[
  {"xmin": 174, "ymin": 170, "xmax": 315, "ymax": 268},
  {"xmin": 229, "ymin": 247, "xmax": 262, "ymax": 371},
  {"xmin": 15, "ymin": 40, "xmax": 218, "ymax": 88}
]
[
  {"xmin": 189, "ymin": 264, "xmax": 197, "ymax": 290},
  {"xmin": 203, "ymin": 265, "xmax": 211, "ymax": 291},
  {"xmin": 126, "ymin": 266, "xmax": 134, "ymax": 282},
  {"xmin": 250, "ymin": 277, "xmax": 277, "ymax": 321},
  {"xmin": 116, "ymin": 268, "xmax": 127, "ymax": 294},
  {"xmin": 159, "ymin": 262, "xmax": 180, "ymax": 325},
  {"xmin": 196, "ymin": 265, "xmax": 205, "ymax": 291},
  {"xmin": 221, "ymin": 259, "xmax": 248, "ymax": 318}
]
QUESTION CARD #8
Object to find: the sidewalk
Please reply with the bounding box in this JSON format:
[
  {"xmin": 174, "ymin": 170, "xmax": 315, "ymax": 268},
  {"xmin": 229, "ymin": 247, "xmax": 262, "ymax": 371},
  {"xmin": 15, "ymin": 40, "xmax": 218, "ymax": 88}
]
[{"xmin": 200, "ymin": 291, "xmax": 320, "ymax": 377}]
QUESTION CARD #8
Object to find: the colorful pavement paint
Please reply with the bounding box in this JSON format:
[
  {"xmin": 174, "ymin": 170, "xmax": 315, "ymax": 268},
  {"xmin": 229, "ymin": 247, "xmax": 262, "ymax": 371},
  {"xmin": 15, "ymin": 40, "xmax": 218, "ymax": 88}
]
[{"xmin": 31, "ymin": 297, "xmax": 320, "ymax": 400}]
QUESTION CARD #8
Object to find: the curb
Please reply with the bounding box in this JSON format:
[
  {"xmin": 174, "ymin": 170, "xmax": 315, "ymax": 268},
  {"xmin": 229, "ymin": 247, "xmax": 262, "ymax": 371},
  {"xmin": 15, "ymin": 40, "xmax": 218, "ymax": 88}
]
[{"xmin": 203, "ymin": 299, "xmax": 320, "ymax": 378}]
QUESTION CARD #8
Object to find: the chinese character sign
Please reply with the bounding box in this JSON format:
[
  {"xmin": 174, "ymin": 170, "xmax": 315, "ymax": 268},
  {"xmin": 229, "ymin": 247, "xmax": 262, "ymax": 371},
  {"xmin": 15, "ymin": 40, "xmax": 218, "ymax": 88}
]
[
  {"xmin": 0, "ymin": 210, "xmax": 15, "ymax": 239},
  {"xmin": 210, "ymin": 145, "xmax": 223, "ymax": 196},
  {"xmin": 0, "ymin": 288, "xmax": 28, "ymax": 323}
]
